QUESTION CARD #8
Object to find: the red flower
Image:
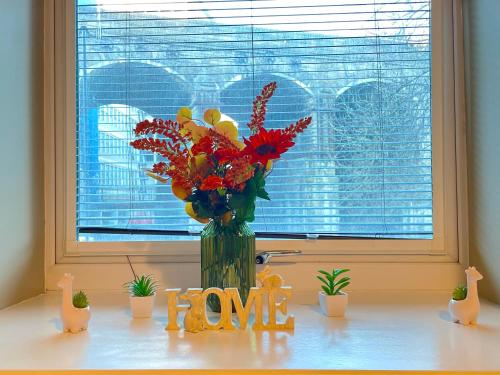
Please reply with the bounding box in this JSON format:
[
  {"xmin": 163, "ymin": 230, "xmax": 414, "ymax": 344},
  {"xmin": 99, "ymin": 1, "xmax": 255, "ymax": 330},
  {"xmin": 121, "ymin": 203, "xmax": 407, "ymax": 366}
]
[
  {"xmin": 242, "ymin": 128, "xmax": 294, "ymax": 165},
  {"xmin": 214, "ymin": 147, "xmax": 240, "ymax": 163},
  {"xmin": 283, "ymin": 116, "xmax": 313, "ymax": 140},
  {"xmin": 199, "ymin": 175, "xmax": 224, "ymax": 191},
  {"xmin": 246, "ymin": 82, "xmax": 277, "ymax": 134},
  {"xmin": 130, "ymin": 137, "xmax": 192, "ymax": 190},
  {"xmin": 191, "ymin": 136, "xmax": 213, "ymax": 156}
]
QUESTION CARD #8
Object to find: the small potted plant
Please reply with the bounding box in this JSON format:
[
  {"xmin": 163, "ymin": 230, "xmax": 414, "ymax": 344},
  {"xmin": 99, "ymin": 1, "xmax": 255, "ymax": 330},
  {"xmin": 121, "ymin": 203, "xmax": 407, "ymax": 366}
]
[
  {"xmin": 68, "ymin": 290, "xmax": 90, "ymax": 332},
  {"xmin": 73, "ymin": 290, "xmax": 89, "ymax": 309},
  {"xmin": 448, "ymin": 266, "xmax": 483, "ymax": 325},
  {"xmin": 58, "ymin": 273, "xmax": 91, "ymax": 333},
  {"xmin": 124, "ymin": 274, "xmax": 158, "ymax": 318},
  {"xmin": 452, "ymin": 285, "xmax": 467, "ymax": 301},
  {"xmin": 317, "ymin": 268, "xmax": 350, "ymax": 317}
]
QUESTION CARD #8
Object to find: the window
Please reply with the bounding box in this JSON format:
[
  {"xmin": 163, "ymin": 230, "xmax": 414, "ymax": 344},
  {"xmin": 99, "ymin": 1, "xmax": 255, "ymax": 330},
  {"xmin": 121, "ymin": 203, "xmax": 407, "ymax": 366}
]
[{"xmin": 50, "ymin": 0, "xmax": 461, "ymax": 258}]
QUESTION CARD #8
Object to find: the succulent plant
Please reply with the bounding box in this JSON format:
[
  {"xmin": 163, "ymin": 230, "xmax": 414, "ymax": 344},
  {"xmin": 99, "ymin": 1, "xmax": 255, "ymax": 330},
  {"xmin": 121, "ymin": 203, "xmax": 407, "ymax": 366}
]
[
  {"xmin": 452, "ymin": 285, "xmax": 467, "ymax": 301},
  {"xmin": 317, "ymin": 268, "xmax": 350, "ymax": 296},
  {"xmin": 124, "ymin": 274, "xmax": 158, "ymax": 297},
  {"xmin": 72, "ymin": 290, "xmax": 89, "ymax": 308}
]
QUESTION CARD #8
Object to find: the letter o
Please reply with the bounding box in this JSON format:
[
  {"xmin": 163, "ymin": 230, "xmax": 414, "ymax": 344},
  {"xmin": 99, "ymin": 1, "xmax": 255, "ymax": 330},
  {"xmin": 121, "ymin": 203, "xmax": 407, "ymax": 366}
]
[{"xmin": 201, "ymin": 287, "xmax": 233, "ymax": 330}]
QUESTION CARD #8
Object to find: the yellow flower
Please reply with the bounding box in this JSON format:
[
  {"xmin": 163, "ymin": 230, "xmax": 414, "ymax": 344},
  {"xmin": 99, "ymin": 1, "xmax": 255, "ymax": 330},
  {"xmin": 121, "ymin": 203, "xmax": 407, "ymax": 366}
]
[
  {"xmin": 214, "ymin": 120, "xmax": 238, "ymax": 141},
  {"xmin": 176, "ymin": 107, "xmax": 192, "ymax": 124},
  {"xmin": 203, "ymin": 108, "xmax": 221, "ymax": 125},
  {"xmin": 171, "ymin": 179, "xmax": 191, "ymax": 201},
  {"xmin": 182, "ymin": 121, "xmax": 208, "ymax": 143},
  {"xmin": 185, "ymin": 202, "xmax": 209, "ymax": 224}
]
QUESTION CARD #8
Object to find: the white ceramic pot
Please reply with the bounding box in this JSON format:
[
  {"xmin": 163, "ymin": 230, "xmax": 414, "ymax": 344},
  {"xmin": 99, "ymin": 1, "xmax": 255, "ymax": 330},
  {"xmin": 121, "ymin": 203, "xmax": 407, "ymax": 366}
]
[
  {"xmin": 318, "ymin": 291, "xmax": 348, "ymax": 317},
  {"xmin": 62, "ymin": 306, "xmax": 91, "ymax": 333},
  {"xmin": 129, "ymin": 294, "xmax": 155, "ymax": 318},
  {"xmin": 448, "ymin": 298, "xmax": 480, "ymax": 325}
]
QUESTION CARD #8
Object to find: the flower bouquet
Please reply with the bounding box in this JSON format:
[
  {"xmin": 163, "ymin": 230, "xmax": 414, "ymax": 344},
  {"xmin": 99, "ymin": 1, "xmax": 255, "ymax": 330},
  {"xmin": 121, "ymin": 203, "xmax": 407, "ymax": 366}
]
[{"xmin": 131, "ymin": 82, "xmax": 311, "ymax": 311}]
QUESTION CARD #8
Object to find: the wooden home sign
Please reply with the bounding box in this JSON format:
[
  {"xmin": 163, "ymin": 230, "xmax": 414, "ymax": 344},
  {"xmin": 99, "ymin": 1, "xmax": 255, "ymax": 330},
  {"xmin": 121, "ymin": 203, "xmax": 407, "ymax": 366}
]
[{"xmin": 165, "ymin": 267, "xmax": 294, "ymax": 332}]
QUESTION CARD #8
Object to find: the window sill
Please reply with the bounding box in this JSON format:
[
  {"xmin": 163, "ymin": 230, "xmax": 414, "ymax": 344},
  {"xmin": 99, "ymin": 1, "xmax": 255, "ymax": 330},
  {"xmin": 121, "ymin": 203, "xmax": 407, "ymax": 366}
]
[
  {"xmin": 45, "ymin": 262, "xmax": 464, "ymax": 293},
  {"xmin": 1, "ymin": 291, "xmax": 499, "ymax": 373}
]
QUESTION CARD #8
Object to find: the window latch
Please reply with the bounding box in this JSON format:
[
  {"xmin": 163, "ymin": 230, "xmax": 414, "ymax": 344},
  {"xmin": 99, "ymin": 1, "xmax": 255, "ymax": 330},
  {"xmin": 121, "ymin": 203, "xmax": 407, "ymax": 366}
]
[{"xmin": 255, "ymin": 250, "xmax": 302, "ymax": 264}]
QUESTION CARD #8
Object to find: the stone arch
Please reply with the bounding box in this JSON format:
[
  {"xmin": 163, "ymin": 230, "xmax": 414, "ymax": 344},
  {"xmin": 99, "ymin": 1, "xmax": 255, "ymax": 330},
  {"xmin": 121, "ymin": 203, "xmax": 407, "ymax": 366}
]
[
  {"xmin": 77, "ymin": 62, "xmax": 193, "ymax": 222},
  {"xmin": 332, "ymin": 79, "xmax": 430, "ymax": 235},
  {"xmin": 333, "ymin": 78, "xmax": 422, "ymax": 145},
  {"xmin": 81, "ymin": 61, "xmax": 192, "ymax": 118}
]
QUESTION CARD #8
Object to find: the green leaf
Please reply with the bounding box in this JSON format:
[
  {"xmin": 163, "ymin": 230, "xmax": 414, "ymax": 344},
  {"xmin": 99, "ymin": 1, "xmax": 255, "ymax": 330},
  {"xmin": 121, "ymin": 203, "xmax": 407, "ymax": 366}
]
[
  {"xmin": 191, "ymin": 190, "xmax": 215, "ymax": 219},
  {"xmin": 72, "ymin": 290, "xmax": 89, "ymax": 308},
  {"xmin": 252, "ymin": 169, "xmax": 270, "ymax": 200},
  {"xmin": 243, "ymin": 201, "xmax": 255, "ymax": 222},
  {"xmin": 232, "ymin": 195, "xmax": 256, "ymax": 223},
  {"xmin": 316, "ymin": 275, "xmax": 329, "ymax": 286},
  {"xmin": 256, "ymin": 187, "xmax": 270, "ymax": 200},
  {"xmin": 333, "ymin": 269, "xmax": 350, "ymax": 278},
  {"xmin": 248, "ymin": 200, "xmax": 256, "ymax": 221},
  {"xmin": 333, "ymin": 276, "xmax": 351, "ymax": 287},
  {"xmin": 321, "ymin": 285, "xmax": 332, "ymax": 295},
  {"xmin": 333, "ymin": 281, "xmax": 350, "ymax": 295},
  {"xmin": 245, "ymin": 177, "xmax": 257, "ymax": 198},
  {"xmin": 254, "ymin": 168, "xmax": 265, "ymax": 188},
  {"xmin": 231, "ymin": 177, "xmax": 258, "ymax": 223},
  {"xmin": 124, "ymin": 274, "xmax": 158, "ymax": 297},
  {"xmin": 229, "ymin": 193, "xmax": 246, "ymax": 209},
  {"xmin": 318, "ymin": 270, "xmax": 334, "ymax": 289}
]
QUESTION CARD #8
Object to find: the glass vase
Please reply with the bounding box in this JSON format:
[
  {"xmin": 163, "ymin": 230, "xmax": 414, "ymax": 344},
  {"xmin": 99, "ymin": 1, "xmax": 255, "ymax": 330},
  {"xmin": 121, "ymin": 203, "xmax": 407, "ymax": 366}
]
[{"xmin": 201, "ymin": 220, "xmax": 256, "ymax": 312}]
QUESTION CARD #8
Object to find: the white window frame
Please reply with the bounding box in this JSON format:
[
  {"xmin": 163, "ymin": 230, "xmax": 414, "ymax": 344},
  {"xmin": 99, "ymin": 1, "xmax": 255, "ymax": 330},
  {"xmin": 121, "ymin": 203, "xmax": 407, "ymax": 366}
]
[{"xmin": 44, "ymin": 0, "xmax": 468, "ymax": 290}]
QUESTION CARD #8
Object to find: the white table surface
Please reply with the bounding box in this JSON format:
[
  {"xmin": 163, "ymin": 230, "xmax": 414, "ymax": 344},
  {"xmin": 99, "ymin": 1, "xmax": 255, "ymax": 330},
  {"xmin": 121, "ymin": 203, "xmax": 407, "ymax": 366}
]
[{"xmin": 0, "ymin": 291, "xmax": 499, "ymax": 374}]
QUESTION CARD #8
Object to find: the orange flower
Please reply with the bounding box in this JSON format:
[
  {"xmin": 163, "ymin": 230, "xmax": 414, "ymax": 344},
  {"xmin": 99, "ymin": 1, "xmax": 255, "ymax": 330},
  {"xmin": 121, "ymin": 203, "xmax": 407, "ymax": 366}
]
[
  {"xmin": 199, "ymin": 175, "xmax": 224, "ymax": 191},
  {"xmin": 224, "ymin": 156, "xmax": 255, "ymax": 191}
]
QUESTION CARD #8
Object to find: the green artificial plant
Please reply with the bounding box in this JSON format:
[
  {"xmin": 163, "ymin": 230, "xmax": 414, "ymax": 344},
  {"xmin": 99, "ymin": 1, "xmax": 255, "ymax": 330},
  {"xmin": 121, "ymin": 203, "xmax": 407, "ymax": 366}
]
[
  {"xmin": 124, "ymin": 274, "xmax": 158, "ymax": 297},
  {"xmin": 452, "ymin": 285, "xmax": 467, "ymax": 301},
  {"xmin": 72, "ymin": 290, "xmax": 89, "ymax": 308},
  {"xmin": 317, "ymin": 268, "xmax": 351, "ymax": 296}
]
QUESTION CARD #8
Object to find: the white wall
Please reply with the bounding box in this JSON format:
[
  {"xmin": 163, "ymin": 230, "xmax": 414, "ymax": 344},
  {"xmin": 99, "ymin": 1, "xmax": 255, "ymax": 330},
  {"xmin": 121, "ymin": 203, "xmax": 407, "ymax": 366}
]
[
  {"xmin": 0, "ymin": 0, "xmax": 44, "ymax": 308},
  {"xmin": 465, "ymin": 0, "xmax": 500, "ymax": 303}
]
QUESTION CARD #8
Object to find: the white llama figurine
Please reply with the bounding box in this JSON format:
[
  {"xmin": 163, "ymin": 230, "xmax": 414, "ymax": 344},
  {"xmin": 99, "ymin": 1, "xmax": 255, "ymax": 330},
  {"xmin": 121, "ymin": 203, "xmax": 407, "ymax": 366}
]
[
  {"xmin": 57, "ymin": 273, "xmax": 91, "ymax": 333},
  {"xmin": 448, "ymin": 266, "xmax": 483, "ymax": 325}
]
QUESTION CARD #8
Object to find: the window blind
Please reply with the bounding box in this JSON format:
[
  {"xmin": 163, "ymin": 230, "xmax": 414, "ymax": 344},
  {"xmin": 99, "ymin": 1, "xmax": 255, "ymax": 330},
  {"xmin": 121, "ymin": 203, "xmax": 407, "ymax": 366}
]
[{"xmin": 76, "ymin": 0, "xmax": 432, "ymax": 241}]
